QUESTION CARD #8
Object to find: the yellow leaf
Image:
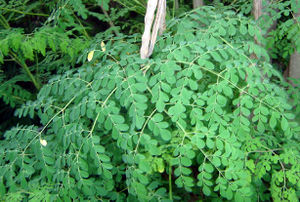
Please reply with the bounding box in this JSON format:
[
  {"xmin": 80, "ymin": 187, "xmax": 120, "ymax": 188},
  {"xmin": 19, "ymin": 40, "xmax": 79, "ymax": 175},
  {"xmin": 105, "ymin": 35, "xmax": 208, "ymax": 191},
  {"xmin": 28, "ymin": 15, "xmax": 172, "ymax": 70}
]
[
  {"xmin": 40, "ymin": 139, "xmax": 47, "ymax": 146},
  {"xmin": 101, "ymin": 41, "xmax": 106, "ymax": 52},
  {"xmin": 87, "ymin": 50, "xmax": 95, "ymax": 62},
  {"xmin": 156, "ymin": 158, "xmax": 165, "ymax": 173}
]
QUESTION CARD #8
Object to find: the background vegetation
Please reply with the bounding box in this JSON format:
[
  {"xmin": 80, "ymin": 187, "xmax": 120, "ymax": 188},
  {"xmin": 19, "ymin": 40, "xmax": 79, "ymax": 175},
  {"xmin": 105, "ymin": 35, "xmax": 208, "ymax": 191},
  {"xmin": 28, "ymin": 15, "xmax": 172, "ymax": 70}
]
[{"xmin": 0, "ymin": 0, "xmax": 299, "ymax": 201}]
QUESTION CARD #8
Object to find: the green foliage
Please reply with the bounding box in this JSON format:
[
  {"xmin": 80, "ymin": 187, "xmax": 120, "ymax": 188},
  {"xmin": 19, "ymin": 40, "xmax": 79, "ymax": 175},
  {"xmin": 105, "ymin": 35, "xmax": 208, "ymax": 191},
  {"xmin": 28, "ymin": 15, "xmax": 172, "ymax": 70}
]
[
  {"xmin": 0, "ymin": 0, "xmax": 145, "ymax": 135},
  {"xmin": 0, "ymin": 27, "xmax": 88, "ymax": 65},
  {"xmin": 0, "ymin": 0, "xmax": 93, "ymax": 115},
  {"xmin": 263, "ymin": 1, "xmax": 300, "ymax": 66},
  {"xmin": 0, "ymin": 27, "xmax": 89, "ymax": 118},
  {"xmin": 1, "ymin": 6, "xmax": 299, "ymax": 201},
  {"xmin": 113, "ymin": 0, "xmax": 146, "ymax": 15},
  {"xmin": 284, "ymin": 78, "xmax": 300, "ymax": 123},
  {"xmin": 227, "ymin": 0, "xmax": 300, "ymax": 66},
  {"xmin": 0, "ymin": 73, "xmax": 33, "ymax": 108},
  {"xmin": 0, "ymin": 0, "xmax": 146, "ymax": 114}
]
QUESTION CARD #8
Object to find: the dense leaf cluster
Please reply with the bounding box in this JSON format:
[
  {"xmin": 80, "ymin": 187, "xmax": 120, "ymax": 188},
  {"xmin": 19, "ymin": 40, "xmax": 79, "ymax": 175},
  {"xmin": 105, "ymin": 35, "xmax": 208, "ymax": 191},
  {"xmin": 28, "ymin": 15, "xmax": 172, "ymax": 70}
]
[
  {"xmin": 264, "ymin": 1, "xmax": 300, "ymax": 66},
  {"xmin": 0, "ymin": 0, "xmax": 92, "ymax": 111},
  {"xmin": 0, "ymin": 27, "xmax": 89, "ymax": 116},
  {"xmin": 1, "ymin": 6, "xmax": 300, "ymax": 202},
  {"xmin": 0, "ymin": 0, "xmax": 141, "ymax": 123}
]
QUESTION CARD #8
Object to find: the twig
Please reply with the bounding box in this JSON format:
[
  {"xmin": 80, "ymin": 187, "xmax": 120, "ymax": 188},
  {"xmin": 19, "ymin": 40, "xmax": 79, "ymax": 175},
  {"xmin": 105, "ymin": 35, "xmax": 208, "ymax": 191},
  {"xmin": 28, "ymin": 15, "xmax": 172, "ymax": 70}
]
[
  {"xmin": 9, "ymin": 52, "xmax": 41, "ymax": 90},
  {"xmin": 72, "ymin": 12, "xmax": 91, "ymax": 39},
  {"xmin": 0, "ymin": 7, "xmax": 49, "ymax": 17},
  {"xmin": 0, "ymin": 14, "xmax": 10, "ymax": 29},
  {"xmin": 99, "ymin": 5, "xmax": 119, "ymax": 36}
]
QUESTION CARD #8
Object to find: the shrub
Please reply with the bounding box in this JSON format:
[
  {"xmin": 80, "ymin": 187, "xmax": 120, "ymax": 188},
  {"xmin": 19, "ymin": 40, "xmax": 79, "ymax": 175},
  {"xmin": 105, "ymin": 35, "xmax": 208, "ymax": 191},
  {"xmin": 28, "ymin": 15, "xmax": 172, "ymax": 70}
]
[{"xmin": 1, "ymin": 7, "xmax": 299, "ymax": 201}]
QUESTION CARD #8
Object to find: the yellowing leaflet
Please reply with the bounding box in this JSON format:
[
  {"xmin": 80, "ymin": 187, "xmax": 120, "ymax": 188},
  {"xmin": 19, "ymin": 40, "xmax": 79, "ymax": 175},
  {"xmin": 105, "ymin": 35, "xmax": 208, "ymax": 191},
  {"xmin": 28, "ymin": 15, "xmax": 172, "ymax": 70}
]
[
  {"xmin": 101, "ymin": 41, "xmax": 106, "ymax": 52},
  {"xmin": 40, "ymin": 139, "xmax": 47, "ymax": 146},
  {"xmin": 87, "ymin": 50, "xmax": 95, "ymax": 62}
]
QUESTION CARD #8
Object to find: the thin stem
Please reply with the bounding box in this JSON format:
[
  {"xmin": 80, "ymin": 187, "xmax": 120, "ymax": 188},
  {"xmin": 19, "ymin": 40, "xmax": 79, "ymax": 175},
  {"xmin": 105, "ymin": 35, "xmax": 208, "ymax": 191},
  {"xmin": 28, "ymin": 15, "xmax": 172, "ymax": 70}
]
[
  {"xmin": 169, "ymin": 162, "xmax": 173, "ymax": 200},
  {"xmin": 0, "ymin": 7, "xmax": 49, "ymax": 17},
  {"xmin": 0, "ymin": 92, "xmax": 27, "ymax": 103},
  {"xmin": 173, "ymin": 0, "xmax": 176, "ymax": 18},
  {"xmin": 0, "ymin": 14, "xmax": 10, "ymax": 29},
  {"xmin": 21, "ymin": 95, "xmax": 77, "ymax": 156},
  {"xmin": 230, "ymin": 0, "xmax": 237, "ymax": 6},
  {"xmin": 10, "ymin": 52, "xmax": 41, "ymax": 90},
  {"xmin": 99, "ymin": 5, "xmax": 119, "ymax": 36},
  {"xmin": 72, "ymin": 12, "xmax": 91, "ymax": 40},
  {"xmin": 35, "ymin": 52, "xmax": 39, "ymax": 84},
  {"xmin": 113, "ymin": 0, "xmax": 146, "ymax": 15},
  {"xmin": 88, "ymin": 112, "xmax": 100, "ymax": 138}
]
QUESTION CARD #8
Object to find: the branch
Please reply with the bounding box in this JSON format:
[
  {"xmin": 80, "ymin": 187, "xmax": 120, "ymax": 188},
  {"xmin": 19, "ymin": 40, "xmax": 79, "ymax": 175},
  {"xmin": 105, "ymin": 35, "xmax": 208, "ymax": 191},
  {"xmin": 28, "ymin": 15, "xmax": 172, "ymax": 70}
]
[
  {"xmin": 9, "ymin": 52, "xmax": 41, "ymax": 90},
  {"xmin": 0, "ymin": 7, "xmax": 49, "ymax": 17},
  {"xmin": 99, "ymin": 5, "xmax": 119, "ymax": 36}
]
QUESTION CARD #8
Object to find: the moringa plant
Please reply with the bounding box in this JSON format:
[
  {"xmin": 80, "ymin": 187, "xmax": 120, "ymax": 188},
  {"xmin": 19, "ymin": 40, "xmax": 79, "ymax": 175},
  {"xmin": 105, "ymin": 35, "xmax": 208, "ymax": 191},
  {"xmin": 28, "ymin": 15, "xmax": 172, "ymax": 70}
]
[{"xmin": 1, "ymin": 5, "xmax": 299, "ymax": 201}]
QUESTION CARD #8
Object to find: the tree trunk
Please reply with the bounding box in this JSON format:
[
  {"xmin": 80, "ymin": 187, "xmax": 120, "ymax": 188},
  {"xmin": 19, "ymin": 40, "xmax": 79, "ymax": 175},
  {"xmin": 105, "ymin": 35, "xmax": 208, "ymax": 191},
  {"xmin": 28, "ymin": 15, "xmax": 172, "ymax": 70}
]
[
  {"xmin": 253, "ymin": 0, "xmax": 262, "ymax": 21},
  {"xmin": 263, "ymin": 0, "xmax": 278, "ymax": 64},
  {"xmin": 175, "ymin": 0, "xmax": 179, "ymax": 9},
  {"xmin": 193, "ymin": 0, "xmax": 204, "ymax": 9},
  {"xmin": 289, "ymin": 1, "xmax": 300, "ymax": 82},
  {"xmin": 140, "ymin": 0, "xmax": 166, "ymax": 59},
  {"xmin": 264, "ymin": 0, "xmax": 277, "ymax": 34},
  {"xmin": 251, "ymin": 0, "xmax": 263, "ymax": 59},
  {"xmin": 289, "ymin": 53, "xmax": 300, "ymax": 80}
]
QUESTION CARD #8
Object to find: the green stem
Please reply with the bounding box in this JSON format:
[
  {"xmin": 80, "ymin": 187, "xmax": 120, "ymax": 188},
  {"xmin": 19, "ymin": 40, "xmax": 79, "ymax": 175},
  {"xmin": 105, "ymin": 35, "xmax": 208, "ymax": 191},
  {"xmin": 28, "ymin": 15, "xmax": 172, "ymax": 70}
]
[
  {"xmin": 169, "ymin": 162, "xmax": 173, "ymax": 200},
  {"xmin": 0, "ymin": 92, "xmax": 27, "ymax": 103},
  {"xmin": 230, "ymin": 0, "xmax": 237, "ymax": 6},
  {"xmin": 72, "ymin": 13, "xmax": 90, "ymax": 40},
  {"xmin": 0, "ymin": 7, "xmax": 49, "ymax": 17},
  {"xmin": 173, "ymin": 0, "xmax": 176, "ymax": 18},
  {"xmin": 10, "ymin": 52, "xmax": 41, "ymax": 90},
  {"xmin": 99, "ymin": 4, "xmax": 119, "ymax": 36},
  {"xmin": 0, "ymin": 14, "xmax": 10, "ymax": 29},
  {"xmin": 35, "ymin": 52, "xmax": 40, "ymax": 85}
]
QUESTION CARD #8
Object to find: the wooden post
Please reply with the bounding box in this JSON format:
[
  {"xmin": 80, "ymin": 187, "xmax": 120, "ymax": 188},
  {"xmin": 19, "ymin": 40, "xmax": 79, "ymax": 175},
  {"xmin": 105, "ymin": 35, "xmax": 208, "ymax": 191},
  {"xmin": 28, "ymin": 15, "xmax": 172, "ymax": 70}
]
[
  {"xmin": 193, "ymin": 0, "xmax": 204, "ymax": 9},
  {"xmin": 251, "ymin": 0, "xmax": 263, "ymax": 60},
  {"xmin": 253, "ymin": 0, "xmax": 262, "ymax": 21},
  {"xmin": 289, "ymin": 0, "xmax": 300, "ymax": 83},
  {"xmin": 175, "ymin": 0, "xmax": 179, "ymax": 9},
  {"xmin": 140, "ymin": 0, "xmax": 166, "ymax": 59}
]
